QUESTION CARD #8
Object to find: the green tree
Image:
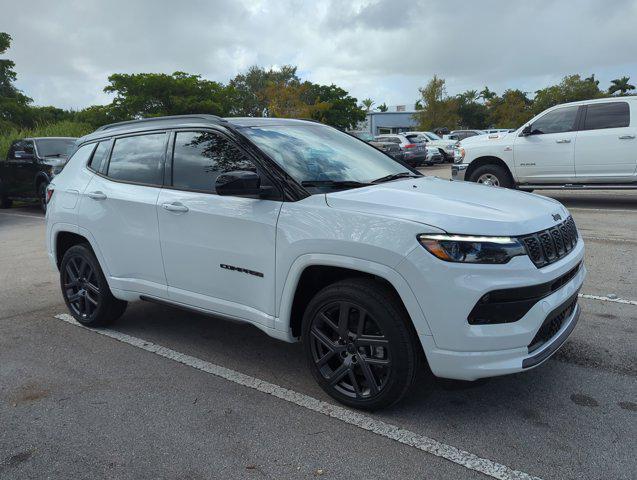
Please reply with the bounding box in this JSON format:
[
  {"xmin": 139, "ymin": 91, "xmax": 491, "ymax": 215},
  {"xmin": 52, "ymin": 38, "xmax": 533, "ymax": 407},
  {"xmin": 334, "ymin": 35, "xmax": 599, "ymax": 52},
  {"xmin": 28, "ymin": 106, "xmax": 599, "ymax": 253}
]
[
  {"xmin": 608, "ymin": 76, "xmax": 635, "ymax": 95},
  {"xmin": 361, "ymin": 98, "xmax": 374, "ymax": 112},
  {"xmin": 414, "ymin": 75, "xmax": 459, "ymax": 130},
  {"xmin": 488, "ymin": 89, "xmax": 533, "ymax": 128},
  {"xmin": 479, "ymin": 86, "xmax": 497, "ymax": 103},
  {"xmin": 377, "ymin": 102, "xmax": 388, "ymax": 112},
  {"xmin": 303, "ymin": 83, "xmax": 365, "ymax": 130},
  {"xmin": 103, "ymin": 71, "xmax": 231, "ymax": 120},
  {"xmin": 228, "ymin": 65, "xmax": 300, "ymax": 117},
  {"xmin": 456, "ymin": 89, "xmax": 488, "ymax": 128},
  {"xmin": 0, "ymin": 32, "xmax": 32, "ymax": 129},
  {"xmin": 532, "ymin": 74, "xmax": 604, "ymax": 114}
]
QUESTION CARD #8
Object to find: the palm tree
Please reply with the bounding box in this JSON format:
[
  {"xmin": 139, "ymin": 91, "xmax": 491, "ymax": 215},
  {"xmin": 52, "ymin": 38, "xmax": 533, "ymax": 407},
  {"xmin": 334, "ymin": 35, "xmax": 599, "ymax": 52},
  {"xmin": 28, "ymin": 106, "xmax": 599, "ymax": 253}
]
[
  {"xmin": 377, "ymin": 102, "xmax": 388, "ymax": 112},
  {"xmin": 479, "ymin": 87, "xmax": 497, "ymax": 102},
  {"xmin": 608, "ymin": 76, "xmax": 635, "ymax": 95},
  {"xmin": 361, "ymin": 98, "xmax": 374, "ymax": 112}
]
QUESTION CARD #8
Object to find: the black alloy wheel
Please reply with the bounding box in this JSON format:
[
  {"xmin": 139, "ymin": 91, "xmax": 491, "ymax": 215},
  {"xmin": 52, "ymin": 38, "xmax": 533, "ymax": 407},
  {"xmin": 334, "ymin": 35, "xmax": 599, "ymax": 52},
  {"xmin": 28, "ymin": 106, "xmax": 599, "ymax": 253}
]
[
  {"xmin": 302, "ymin": 278, "xmax": 419, "ymax": 410},
  {"xmin": 60, "ymin": 244, "xmax": 127, "ymax": 326},
  {"xmin": 63, "ymin": 254, "xmax": 101, "ymax": 319},
  {"xmin": 309, "ymin": 300, "xmax": 392, "ymax": 399}
]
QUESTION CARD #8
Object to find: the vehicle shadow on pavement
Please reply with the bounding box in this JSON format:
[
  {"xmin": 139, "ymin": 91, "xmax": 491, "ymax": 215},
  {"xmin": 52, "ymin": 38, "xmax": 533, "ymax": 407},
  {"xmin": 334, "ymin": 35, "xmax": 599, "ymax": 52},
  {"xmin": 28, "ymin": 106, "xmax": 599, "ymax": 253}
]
[{"xmin": 111, "ymin": 301, "xmax": 621, "ymax": 433}]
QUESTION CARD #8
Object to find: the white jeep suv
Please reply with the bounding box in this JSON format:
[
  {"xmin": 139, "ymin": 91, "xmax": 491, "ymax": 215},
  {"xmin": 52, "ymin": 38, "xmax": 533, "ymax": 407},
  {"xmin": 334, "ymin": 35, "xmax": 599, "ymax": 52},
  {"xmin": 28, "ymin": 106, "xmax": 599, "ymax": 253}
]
[
  {"xmin": 46, "ymin": 115, "xmax": 585, "ymax": 409},
  {"xmin": 453, "ymin": 97, "xmax": 637, "ymax": 189}
]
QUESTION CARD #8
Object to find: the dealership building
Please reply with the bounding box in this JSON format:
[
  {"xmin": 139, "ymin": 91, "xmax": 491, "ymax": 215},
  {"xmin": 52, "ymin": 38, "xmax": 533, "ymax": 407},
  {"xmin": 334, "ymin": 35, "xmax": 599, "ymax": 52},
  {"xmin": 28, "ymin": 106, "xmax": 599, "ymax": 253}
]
[{"xmin": 359, "ymin": 107, "xmax": 420, "ymax": 135}]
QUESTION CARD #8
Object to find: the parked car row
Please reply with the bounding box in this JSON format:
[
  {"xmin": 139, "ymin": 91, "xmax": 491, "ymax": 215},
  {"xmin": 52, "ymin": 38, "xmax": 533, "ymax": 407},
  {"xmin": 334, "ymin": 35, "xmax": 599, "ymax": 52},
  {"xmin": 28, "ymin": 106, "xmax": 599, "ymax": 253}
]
[{"xmin": 0, "ymin": 137, "xmax": 77, "ymax": 211}]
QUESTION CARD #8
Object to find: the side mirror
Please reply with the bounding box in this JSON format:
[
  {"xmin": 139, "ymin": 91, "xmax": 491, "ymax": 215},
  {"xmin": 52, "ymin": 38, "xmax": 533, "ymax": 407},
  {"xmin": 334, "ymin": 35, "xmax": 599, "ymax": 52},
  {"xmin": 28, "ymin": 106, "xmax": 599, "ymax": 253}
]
[
  {"xmin": 215, "ymin": 170, "xmax": 267, "ymax": 197},
  {"xmin": 520, "ymin": 125, "xmax": 532, "ymax": 136}
]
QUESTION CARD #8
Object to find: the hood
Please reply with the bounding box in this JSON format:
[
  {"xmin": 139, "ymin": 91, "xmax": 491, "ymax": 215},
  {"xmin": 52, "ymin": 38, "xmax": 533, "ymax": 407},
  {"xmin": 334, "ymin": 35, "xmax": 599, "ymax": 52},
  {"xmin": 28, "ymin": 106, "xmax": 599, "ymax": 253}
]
[
  {"xmin": 461, "ymin": 131, "xmax": 512, "ymax": 146},
  {"xmin": 325, "ymin": 176, "xmax": 568, "ymax": 236}
]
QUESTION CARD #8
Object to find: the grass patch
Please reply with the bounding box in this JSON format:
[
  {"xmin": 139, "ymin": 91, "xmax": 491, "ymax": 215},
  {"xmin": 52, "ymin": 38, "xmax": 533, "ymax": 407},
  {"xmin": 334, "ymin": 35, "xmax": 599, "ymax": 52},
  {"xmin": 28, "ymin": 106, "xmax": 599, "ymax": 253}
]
[{"xmin": 0, "ymin": 121, "xmax": 94, "ymax": 159}]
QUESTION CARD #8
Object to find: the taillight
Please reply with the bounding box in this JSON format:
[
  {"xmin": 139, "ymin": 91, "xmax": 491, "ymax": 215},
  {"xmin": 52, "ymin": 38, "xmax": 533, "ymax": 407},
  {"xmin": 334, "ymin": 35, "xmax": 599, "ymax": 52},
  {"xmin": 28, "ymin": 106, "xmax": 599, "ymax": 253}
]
[
  {"xmin": 46, "ymin": 187, "xmax": 54, "ymax": 204},
  {"xmin": 404, "ymin": 143, "xmax": 416, "ymax": 149}
]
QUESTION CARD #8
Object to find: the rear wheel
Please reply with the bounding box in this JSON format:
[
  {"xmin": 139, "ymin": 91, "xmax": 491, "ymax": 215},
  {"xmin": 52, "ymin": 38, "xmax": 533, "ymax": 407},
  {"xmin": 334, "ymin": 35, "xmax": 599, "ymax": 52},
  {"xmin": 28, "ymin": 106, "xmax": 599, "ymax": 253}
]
[
  {"xmin": 302, "ymin": 278, "xmax": 420, "ymax": 410},
  {"xmin": 469, "ymin": 164, "xmax": 513, "ymax": 188},
  {"xmin": 60, "ymin": 244, "xmax": 127, "ymax": 326},
  {"xmin": 38, "ymin": 181, "xmax": 48, "ymax": 213}
]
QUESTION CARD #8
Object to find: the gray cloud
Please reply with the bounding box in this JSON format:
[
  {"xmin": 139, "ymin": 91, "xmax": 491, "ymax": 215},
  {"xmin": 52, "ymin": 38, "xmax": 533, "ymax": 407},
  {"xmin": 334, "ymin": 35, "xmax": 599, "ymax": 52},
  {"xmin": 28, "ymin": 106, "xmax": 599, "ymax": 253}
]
[{"xmin": 1, "ymin": 0, "xmax": 636, "ymax": 110}]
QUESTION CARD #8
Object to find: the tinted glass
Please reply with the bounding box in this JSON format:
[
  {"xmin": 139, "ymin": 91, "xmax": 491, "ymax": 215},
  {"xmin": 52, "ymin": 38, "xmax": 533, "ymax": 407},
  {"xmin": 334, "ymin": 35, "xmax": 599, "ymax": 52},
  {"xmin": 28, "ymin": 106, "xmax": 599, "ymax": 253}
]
[
  {"xmin": 240, "ymin": 124, "xmax": 411, "ymax": 186},
  {"xmin": 172, "ymin": 131, "xmax": 255, "ymax": 192},
  {"xmin": 107, "ymin": 133, "xmax": 165, "ymax": 185},
  {"xmin": 35, "ymin": 138, "xmax": 76, "ymax": 157},
  {"xmin": 583, "ymin": 102, "xmax": 629, "ymax": 130},
  {"xmin": 531, "ymin": 107, "xmax": 578, "ymax": 135},
  {"xmin": 88, "ymin": 141, "xmax": 110, "ymax": 172}
]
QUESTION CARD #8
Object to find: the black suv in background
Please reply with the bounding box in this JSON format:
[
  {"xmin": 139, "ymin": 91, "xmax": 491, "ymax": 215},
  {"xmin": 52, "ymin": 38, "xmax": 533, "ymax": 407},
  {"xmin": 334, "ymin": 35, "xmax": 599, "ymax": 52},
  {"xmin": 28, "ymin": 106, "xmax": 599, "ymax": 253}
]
[{"xmin": 0, "ymin": 137, "xmax": 77, "ymax": 211}]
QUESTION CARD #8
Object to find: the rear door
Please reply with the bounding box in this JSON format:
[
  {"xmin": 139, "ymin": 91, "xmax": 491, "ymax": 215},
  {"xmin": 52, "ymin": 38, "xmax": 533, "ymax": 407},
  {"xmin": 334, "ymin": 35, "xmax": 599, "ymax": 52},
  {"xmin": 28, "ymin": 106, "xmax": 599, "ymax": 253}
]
[
  {"xmin": 513, "ymin": 105, "xmax": 580, "ymax": 183},
  {"xmin": 79, "ymin": 132, "xmax": 168, "ymax": 298},
  {"xmin": 156, "ymin": 129, "xmax": 282, "ymax": 326},
  {"xmin": 574, "ymin": 101, "xmax": 636, "ymax": 181}
]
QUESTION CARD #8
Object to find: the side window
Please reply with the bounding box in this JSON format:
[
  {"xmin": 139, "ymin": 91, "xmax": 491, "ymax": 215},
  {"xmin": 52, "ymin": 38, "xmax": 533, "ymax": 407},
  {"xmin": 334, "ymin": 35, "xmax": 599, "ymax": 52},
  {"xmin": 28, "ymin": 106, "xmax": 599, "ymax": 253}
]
[
  {"xmin": 106, "ymin": 133, "xmax": 166, "ymax": 185},
  {"xmin": 68, "ymin": 143, "xmax": 97, "ymax": 168},
  {"xmin": 171, "ymin": 131, "xmax": 256, "ymax": 192},
  {"xmin": 88, "ymin": 141, "xmax": 111, "ymax": 173},
  {"xmin": 583, "ymin": 102, "xmax": 629, "ymax": 130},
  {"xmin": 531, "ymin": 107, "xmax": 579, "ymax": 135}
]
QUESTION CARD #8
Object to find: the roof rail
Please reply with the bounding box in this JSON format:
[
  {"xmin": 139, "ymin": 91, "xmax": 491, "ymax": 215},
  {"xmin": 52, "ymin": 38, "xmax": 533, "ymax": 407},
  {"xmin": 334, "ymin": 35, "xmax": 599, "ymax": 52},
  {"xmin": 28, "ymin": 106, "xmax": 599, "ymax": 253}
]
[{"xmin": 95, "ymin": 114, "xmax": 227, "ymax": 132}]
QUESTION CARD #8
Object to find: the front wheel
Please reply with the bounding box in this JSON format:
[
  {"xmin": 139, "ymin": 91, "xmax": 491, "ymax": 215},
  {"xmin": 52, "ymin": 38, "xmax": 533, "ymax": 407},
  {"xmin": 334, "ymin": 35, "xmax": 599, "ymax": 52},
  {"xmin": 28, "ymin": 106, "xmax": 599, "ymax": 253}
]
[
  {"xmin": 469, "ymin": 164, "xmax": 513, "ymax": 188},
  {"xmin": 302, "ymin": 278, "xmax": 420, "ymax": 410},
  {"xmin": 60, "ymin": 244, "xmax": 127, "ymax": 326}
]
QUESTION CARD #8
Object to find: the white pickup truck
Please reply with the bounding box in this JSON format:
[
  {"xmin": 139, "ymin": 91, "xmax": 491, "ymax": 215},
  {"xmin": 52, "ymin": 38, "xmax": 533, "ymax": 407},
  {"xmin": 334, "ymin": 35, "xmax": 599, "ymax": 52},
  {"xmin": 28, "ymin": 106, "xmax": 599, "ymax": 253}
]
[{"xmin": 453, "ymin": 97, "xmax": 637, "ymax": 190}]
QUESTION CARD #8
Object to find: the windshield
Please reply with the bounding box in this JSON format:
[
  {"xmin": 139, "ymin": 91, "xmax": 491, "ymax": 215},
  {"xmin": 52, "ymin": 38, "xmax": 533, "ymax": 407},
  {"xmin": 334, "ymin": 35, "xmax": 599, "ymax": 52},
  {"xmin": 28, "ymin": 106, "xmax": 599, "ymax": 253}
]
[
  {"xmin": 424, "ymin": 132, "xmax": 441, "ymax": 141},
  {"xmin": 35, "ymin": 138, "xmax": 76, "ymax": 157},
  {"xmin": 240, "ymin": 124, "xmax": 413, "ymax": 187}
]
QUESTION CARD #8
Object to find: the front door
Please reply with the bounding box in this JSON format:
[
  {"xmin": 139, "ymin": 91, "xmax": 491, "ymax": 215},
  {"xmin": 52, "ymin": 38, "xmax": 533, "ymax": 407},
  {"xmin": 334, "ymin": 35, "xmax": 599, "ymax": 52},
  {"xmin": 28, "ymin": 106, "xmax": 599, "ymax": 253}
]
[
  {"xmin": 157, "ymin": 130, "xmax": 282, "ymax": 327},
  {"xmin": 514, "ymin": 105, "xmax": 580, "ymax": 183}
]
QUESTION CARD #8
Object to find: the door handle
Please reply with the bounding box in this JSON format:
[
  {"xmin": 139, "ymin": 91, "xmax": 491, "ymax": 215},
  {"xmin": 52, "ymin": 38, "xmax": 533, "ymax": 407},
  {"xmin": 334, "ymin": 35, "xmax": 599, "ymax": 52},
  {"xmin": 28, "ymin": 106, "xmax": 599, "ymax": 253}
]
[
  {"xmin": 162, "ymin": 202, "xmax": 189, "ymax": 213},
  {"xmin": 87, "ymin": 191, "xmax": 107, "ymax": 200},
  {"xmin": 618, "ymin": 135, "xmax": 635, "ymax": 140},
  {"xmin": 555, "ymin": 139, "xmax": 571, "ymax": 144}
]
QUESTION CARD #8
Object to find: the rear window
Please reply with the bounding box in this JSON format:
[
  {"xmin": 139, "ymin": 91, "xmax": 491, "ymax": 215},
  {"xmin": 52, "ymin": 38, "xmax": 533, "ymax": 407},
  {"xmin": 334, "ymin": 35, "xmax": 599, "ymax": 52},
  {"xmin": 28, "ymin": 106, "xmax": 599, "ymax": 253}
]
[
  {"xmin": 35, "ymin": 138, "xmax": 76, "ymax": 157},
  {"xmin": 583, "ymin": 102, "xmax": 630, "ymax": 130},
  {"xmin": 106, "ymin": 133, "xmax": 166, "ymax": 185},
  {"xmin": 88, "ymin": 141, "xmax": 110, "ymax": 173}
]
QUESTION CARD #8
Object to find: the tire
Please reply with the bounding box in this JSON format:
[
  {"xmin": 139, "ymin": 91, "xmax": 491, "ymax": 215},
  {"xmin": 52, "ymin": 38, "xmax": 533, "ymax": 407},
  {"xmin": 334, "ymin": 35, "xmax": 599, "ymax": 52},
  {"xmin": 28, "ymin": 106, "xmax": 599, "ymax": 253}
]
[
  {"xmin": 469, "ymin": 164, "xmax": 513, "ymax": 188},
  {"xmin": 37, "ymin": 181, "xmax": 48, "ymax": 213},
  {"xmin": 301, "ymin": 278, "xmax": 420, "ymax": 410},
  {"xmin": 60, "ymin": 244, "xmax": 127, "ymax": 326}
]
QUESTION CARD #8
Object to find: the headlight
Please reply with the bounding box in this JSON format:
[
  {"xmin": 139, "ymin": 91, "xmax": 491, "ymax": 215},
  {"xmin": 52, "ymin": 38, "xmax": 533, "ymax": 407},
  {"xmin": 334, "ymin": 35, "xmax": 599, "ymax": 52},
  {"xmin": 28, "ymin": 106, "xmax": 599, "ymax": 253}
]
[
  {"xmin": 417, "ymin": 234, "xmax": 526, "ymax": 264},
  {"xmin": 453, "ymin": 147, "xmax": 465, "ymax": 164}
]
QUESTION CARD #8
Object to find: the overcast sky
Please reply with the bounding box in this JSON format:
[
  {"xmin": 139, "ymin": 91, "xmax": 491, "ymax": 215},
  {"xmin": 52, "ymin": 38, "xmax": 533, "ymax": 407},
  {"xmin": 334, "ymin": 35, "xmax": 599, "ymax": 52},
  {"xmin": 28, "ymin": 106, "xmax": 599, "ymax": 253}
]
[{"xmin": 2, "ymin": 0, "xmax": 636, "ymax": 110}]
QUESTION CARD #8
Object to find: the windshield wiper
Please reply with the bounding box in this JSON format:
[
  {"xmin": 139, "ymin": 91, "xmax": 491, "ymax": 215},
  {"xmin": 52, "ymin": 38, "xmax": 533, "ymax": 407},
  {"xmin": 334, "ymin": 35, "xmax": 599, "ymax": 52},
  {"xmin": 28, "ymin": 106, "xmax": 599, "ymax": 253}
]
[
  {"xmin": 371, "ymin": 172, "xmax": 421, "ymax": 184},
  {"xmin": 301, "ymin": 180, "xmax": 372, "ymax": 189}
]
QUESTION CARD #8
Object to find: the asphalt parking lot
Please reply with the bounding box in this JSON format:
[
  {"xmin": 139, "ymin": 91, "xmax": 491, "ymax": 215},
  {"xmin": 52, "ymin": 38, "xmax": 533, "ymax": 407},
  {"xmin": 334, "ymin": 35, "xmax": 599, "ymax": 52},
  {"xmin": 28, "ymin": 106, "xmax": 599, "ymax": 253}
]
[{"xmin": 1, "ymin": 167, "xmax": 636, "ymax": 480}]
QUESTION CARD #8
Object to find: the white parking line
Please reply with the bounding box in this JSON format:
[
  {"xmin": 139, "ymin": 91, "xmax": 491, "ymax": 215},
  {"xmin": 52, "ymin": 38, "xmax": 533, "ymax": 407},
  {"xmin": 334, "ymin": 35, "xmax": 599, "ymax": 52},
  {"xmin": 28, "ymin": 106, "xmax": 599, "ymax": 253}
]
[
  {"xmin": 578, "ymin": 293, "xmax": 637, "ymax": 306},
  {"xmin": 54, "ymin": 312, "xmax": 542, "ymax": 480},
  {"xmin": 582, "ymin": 235, "xmax": 634, "ymax": 244}
]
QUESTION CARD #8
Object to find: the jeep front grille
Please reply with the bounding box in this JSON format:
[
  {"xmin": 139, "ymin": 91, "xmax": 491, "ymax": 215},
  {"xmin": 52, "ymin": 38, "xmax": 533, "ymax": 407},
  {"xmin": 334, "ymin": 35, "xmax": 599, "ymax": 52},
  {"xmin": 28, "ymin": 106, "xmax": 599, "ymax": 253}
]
[{"xmin": 519, "ymin": 216, "xmax": 578, "ymax": 268}]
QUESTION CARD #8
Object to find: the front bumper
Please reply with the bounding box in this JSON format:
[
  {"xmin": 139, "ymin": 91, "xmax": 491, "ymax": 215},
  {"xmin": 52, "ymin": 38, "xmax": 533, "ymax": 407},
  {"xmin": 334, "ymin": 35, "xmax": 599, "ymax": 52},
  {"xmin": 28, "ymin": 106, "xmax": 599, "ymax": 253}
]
[
  {"xmin": 451, "ymin": 163, "xmax": 468, "ymax": 181},
  {"xmin": 398, "ymin": 236, "xmax": 586, "ymax": 380}
]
